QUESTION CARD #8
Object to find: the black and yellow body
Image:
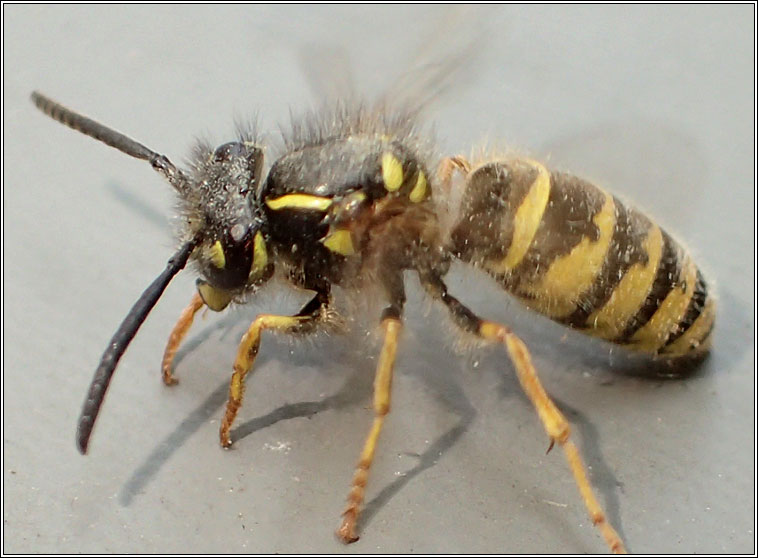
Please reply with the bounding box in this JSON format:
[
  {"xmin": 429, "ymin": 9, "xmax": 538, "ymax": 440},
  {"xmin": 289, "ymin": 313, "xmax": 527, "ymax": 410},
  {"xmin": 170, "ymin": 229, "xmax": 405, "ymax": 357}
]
[
  {"xmin": 31, "ymin": 90, "xmax": 716, "ymax": 554},
  {"xmin": 261, "ymin": 135, "xmax": 436, "ymax": 292},
  {"xmin": 450, "ymin": 158, "xmax": 715, "ymax": 359}
]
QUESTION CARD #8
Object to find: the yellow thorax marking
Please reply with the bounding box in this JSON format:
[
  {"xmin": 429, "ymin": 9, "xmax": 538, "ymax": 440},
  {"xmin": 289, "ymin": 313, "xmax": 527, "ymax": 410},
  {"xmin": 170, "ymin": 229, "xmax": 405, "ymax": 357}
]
[
  {"xmin": 249, "ymin": 231, "xmax": 268, "ymax": 280},
  {"xmin": 409, "ymin": 171, "xmax": 428, "ymax": 203},
  {"xmin": 382, "ymin": 152, "xmax": 404, "ymax": 192},
  {"xmin": 209, "ymin": 240, "xmax": 226, "ymax": 269},
  {"xmin": 492, "ymin": 159, "xmax": 551, "ymax": 273},
  {"xmin": 265, "ymin": 194, "xmax": 333, "ymax": 211},
  {"xmin": 322, "ymin": 228, "xmax": 356, "ymax": 256}
]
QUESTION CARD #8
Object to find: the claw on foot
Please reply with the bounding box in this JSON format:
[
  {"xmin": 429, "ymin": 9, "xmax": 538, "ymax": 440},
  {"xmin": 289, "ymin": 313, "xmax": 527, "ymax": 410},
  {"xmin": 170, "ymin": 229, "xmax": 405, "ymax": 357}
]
[{"xmin": 336, "ymin": 514, "xmax": 359, "ymax": 544}]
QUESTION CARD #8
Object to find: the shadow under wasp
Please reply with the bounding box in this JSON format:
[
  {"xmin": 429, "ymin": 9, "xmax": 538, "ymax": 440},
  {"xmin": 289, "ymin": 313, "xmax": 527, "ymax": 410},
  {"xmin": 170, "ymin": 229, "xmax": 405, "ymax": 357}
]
[{"xmin": 31, "ymin": 82, "xmax": 715, "ymax": 553}]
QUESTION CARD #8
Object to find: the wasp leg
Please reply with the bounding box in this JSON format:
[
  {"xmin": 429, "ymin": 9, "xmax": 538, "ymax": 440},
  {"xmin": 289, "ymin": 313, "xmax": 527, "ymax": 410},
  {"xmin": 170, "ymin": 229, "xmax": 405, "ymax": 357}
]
[
  {"xmin": 337, "ymin": 310, "xmax": 403, "ymax": 543},
  {"xmin": 161, "ymin": 292, "xmax": 205, "ymax": 385},
  {"xmin": 220, "ymin": 291, "xmax": 330, "ymax": 448},
  {"xmin": 422, "ymin": 275, "xmax": 627, "ymax": 554},
  {"xmin": 337, "ymin": 270, "xmax": 405, "ymax": 544}
]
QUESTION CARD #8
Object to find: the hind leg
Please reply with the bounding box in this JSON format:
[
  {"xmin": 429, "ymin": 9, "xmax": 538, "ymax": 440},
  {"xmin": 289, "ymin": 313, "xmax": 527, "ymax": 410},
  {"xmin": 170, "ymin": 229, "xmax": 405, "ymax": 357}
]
[{"xmin": 422, "ymin": 274, "xmax": 626, "ymax": 554}]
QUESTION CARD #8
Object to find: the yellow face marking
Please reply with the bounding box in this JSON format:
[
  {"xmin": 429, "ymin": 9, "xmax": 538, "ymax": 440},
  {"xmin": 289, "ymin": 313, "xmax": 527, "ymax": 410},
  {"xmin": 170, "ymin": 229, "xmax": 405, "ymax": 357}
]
[
  {"xmin": 209, "ymin": 240, "xmax": 226, "ymax": 269},
  {"xmin": 523, "ymin": 192, "xmax": 617, "ymax": 318},
  {"xmin": 382, "ymin": 152, "xmax": 404, "ymax": 192},
  {"xmin": 196, "ymin": 281, "xmax": 233, "ymax": 312},
  {"xmin": 265, "ymin": 194, "xmax": 333, "ymax": 211},
  {"xmin": 249, "ymin": 231, "xmax": 268, "ymax": 281},
  {"xmin": 587, "ymin": 224, "xmax": 663, "ymax": 340},
  {"xmin": 489, "ymin": 160, "xmax": 551, "ymax": 273},
  {"xmin": 409, "ymin": 171, "xmax": 428, "ymax": 203},
  {"xmin": 322, "ymin": 228, "xmax": 356, "ymax": 256},
  {"xmin": 628, "ymin": 255, "xmax": 699, "ymax": 352},
  {"xmin": 660, "ymin": 297, "xmax": 716, "ymax": 357}
]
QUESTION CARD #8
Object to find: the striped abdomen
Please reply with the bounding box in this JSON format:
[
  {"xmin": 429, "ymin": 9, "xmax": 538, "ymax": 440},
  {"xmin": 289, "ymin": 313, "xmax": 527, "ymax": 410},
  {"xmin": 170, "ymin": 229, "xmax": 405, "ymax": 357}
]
[{"xmin": 450, "ymin": 159, "xmax": 715, "ymax": 358}]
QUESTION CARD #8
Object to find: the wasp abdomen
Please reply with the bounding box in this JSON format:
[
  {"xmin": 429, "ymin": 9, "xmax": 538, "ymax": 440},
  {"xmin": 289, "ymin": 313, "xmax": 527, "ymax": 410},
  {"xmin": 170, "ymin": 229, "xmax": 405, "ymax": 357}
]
[{"xmin": 451, "ymin": 159, "xmax": 715, "ymax": 358}]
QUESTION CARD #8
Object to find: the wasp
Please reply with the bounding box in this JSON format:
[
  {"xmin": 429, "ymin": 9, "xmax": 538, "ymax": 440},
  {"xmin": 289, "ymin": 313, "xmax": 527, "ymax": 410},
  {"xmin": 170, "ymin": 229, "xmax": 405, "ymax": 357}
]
[{"xmin": 31, "ymin": 90, "xmax": 715, "ymax": 554}]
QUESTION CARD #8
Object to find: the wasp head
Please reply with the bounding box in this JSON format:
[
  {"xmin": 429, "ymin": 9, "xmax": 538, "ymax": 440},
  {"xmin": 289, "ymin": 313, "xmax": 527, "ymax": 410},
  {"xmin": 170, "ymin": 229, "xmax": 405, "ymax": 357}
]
[{"xmin": 182, "ymin": 140, "xmax": 273, "ymax": 311}]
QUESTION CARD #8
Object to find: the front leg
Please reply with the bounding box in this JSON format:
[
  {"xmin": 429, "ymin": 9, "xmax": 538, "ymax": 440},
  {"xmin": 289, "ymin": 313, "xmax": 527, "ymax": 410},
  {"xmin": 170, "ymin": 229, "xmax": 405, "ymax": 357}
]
[
  {"xmin": 220, "ymin": 290, "xmax": 331, "ymax": 448},
  {"xmin": 161, "ymin": 292, "xmax": 205, "ymax": 385},
  {"xmin": 161, "ymin": 280, "xmax": 234, "ymax": 385}
]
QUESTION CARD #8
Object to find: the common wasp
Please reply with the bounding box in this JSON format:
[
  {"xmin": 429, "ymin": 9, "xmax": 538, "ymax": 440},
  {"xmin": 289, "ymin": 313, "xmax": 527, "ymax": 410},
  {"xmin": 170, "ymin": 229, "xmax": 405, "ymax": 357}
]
[{"xmin": 31, "ymin": 86, "xmax": 714, "ymax": 554}]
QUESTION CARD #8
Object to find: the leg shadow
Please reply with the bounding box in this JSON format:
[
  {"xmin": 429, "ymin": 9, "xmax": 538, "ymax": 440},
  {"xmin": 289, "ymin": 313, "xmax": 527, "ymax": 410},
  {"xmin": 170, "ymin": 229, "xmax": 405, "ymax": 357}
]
[
  {"xmin": 119, "ymin": 379, "xmax": 230, "ymax": 505},
  {"xmin": 120, "ymin": 326, "xmax": 371, "ymax": 506},
  {"xmin": 553, "ymin": 395, "xmax": 628, "ymax": 551}
]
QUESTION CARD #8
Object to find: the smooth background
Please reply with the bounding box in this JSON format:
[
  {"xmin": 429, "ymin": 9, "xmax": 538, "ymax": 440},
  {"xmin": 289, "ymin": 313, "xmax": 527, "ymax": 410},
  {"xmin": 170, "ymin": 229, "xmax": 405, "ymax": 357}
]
[{"xmin": 3, "ymin": 5, "xmax": 754, "ymax": 554}]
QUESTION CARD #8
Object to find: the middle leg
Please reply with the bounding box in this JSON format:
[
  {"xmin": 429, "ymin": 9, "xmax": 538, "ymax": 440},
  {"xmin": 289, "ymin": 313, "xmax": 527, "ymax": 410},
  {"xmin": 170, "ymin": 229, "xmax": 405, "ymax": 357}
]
[
  {"xmin": 337, "ymin": 272, "xmax": 406, "ymax": 543},
  {"xmin": 336, "ymin": 311, "xmax": 402, "ymax": 543}
]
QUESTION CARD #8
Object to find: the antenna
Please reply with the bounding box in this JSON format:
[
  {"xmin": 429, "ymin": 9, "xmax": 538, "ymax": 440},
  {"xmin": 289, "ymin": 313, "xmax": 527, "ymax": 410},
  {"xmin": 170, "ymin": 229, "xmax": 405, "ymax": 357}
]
[
  {"xmin": 76, "ymin": 237, "xmax": 200, "ymax": 454},
  {"xmin": 31, "ymin": 91, "xmax": 188, "ymax": 191}
]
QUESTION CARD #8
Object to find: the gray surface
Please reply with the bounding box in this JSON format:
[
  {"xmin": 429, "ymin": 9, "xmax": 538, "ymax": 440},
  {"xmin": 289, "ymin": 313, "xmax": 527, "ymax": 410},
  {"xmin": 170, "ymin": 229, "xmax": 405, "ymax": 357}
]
[{"xmin": 3, "ymin": 5, "xmax": 754, "ymax": 554}]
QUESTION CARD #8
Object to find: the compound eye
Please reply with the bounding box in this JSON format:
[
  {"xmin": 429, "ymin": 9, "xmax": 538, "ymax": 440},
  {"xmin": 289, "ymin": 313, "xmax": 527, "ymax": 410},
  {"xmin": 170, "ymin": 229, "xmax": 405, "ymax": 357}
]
[
  {"xmin": 203, "ymin": 227, "xmax": 254, "ymax": 291},
  {"xmin": 213, "ymin": 142, "xmax": 246, "ymax": 162}
]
